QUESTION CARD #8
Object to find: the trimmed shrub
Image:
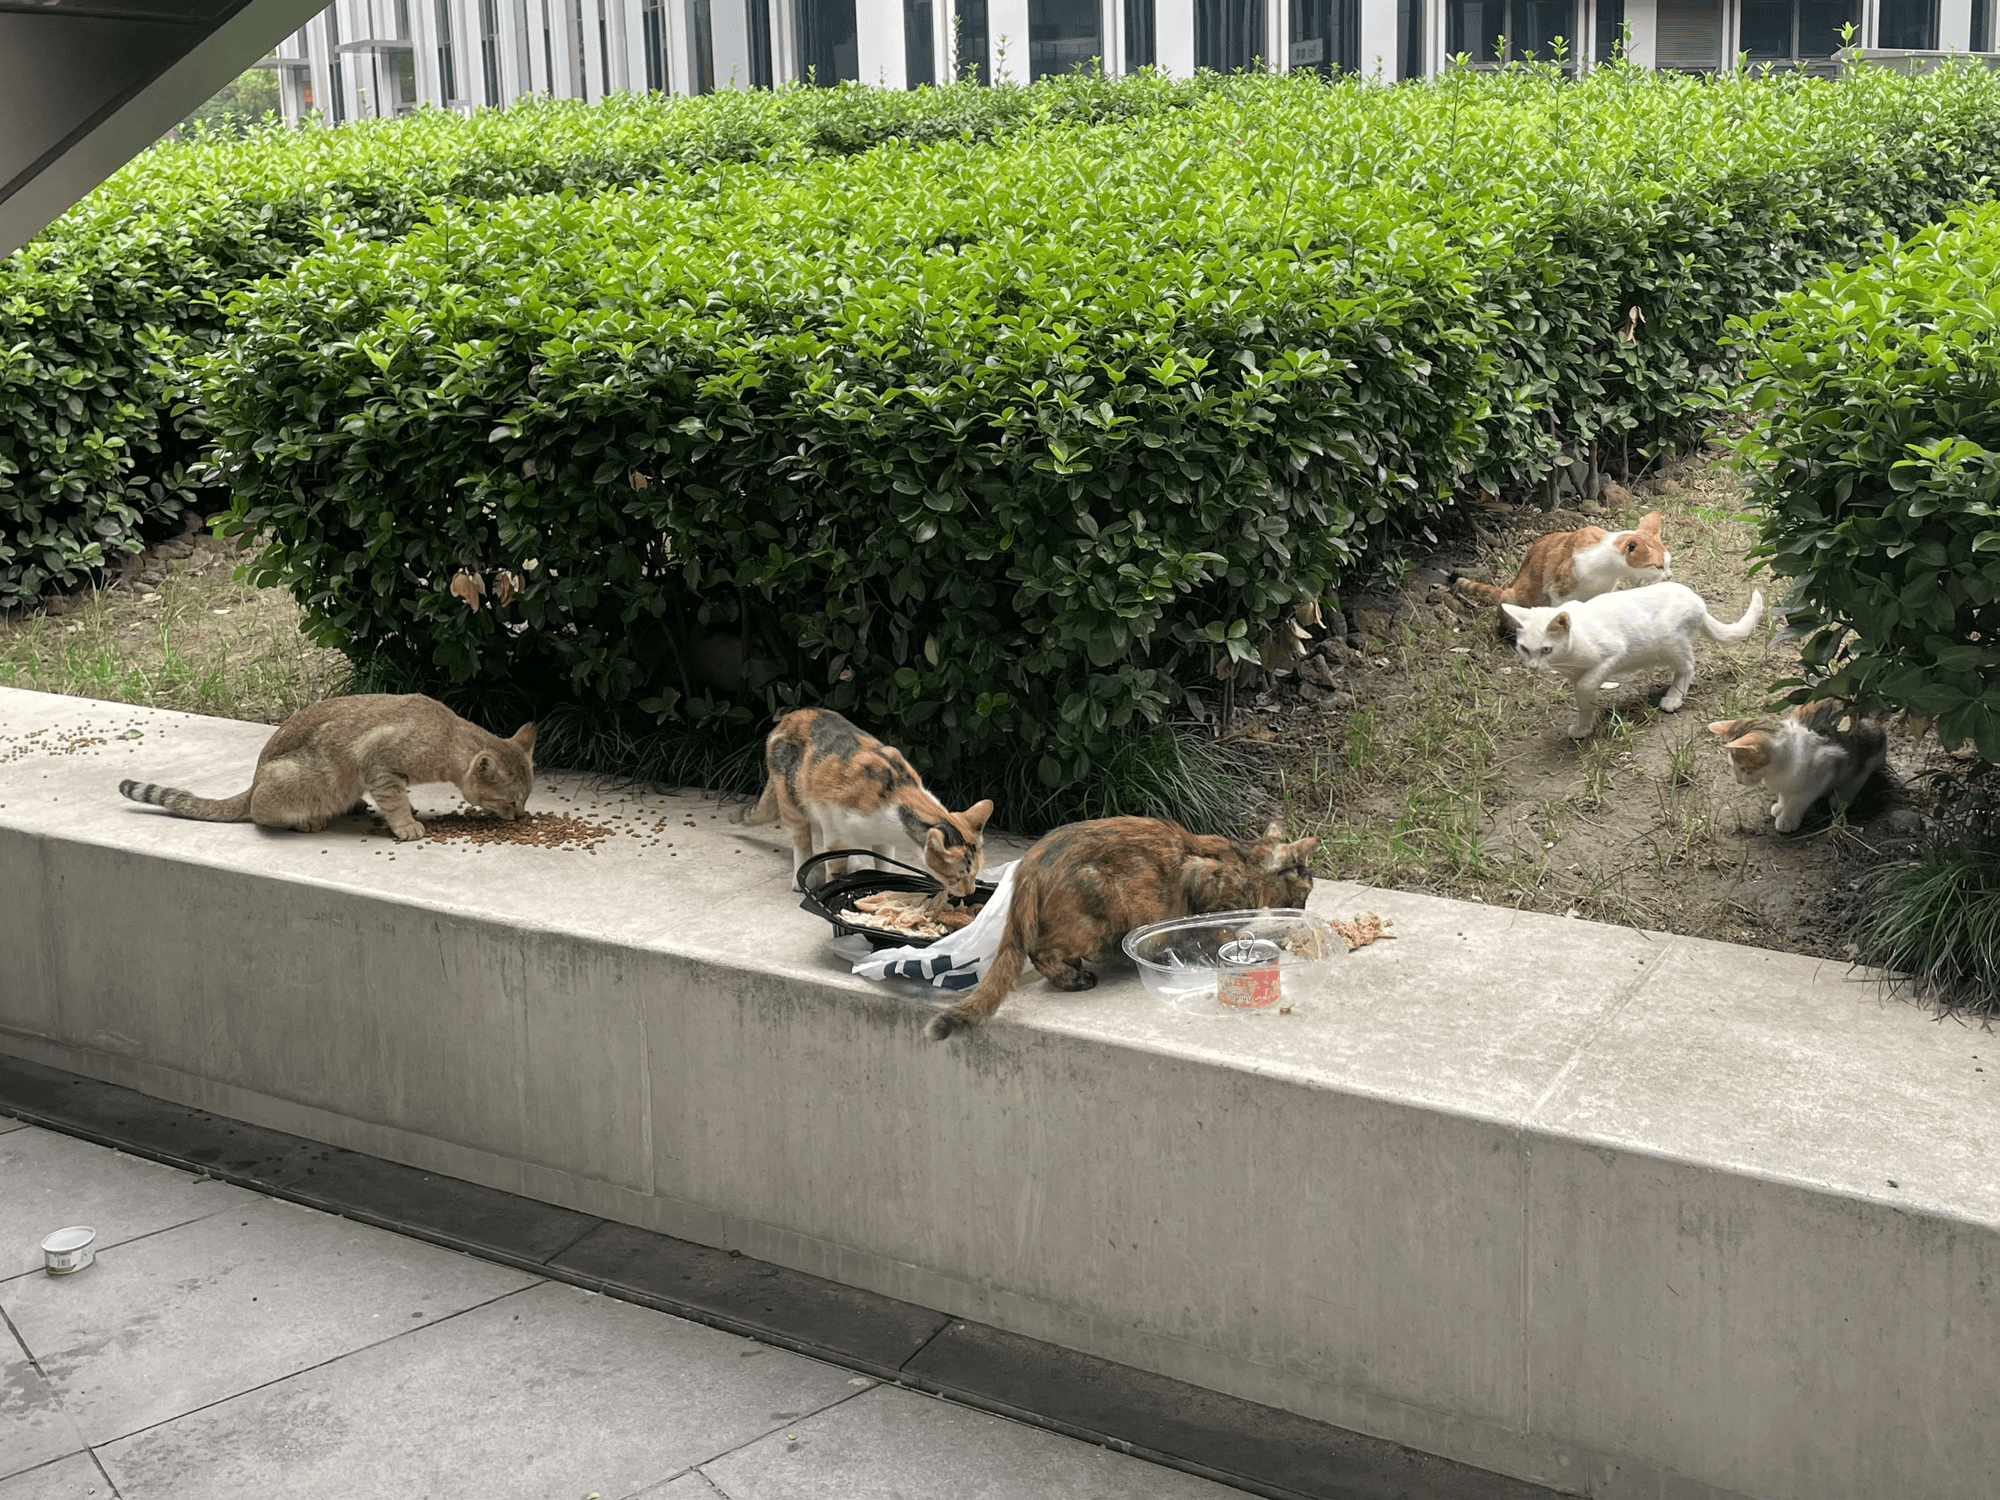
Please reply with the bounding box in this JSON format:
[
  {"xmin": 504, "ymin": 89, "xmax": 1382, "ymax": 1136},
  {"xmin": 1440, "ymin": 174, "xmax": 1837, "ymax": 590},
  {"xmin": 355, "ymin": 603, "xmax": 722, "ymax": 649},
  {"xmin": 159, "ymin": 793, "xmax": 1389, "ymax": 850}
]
[
  {"xmin": 0, "ymin": 74, "xmax": 1216, "ymax": 610},
  {"xmin": 204, "ymin": 64, "xmax": 2000, "ymax": 811},
  {"xmin": 1736, "ymin": 203, "xmax": 2000, "ymax": 762}
]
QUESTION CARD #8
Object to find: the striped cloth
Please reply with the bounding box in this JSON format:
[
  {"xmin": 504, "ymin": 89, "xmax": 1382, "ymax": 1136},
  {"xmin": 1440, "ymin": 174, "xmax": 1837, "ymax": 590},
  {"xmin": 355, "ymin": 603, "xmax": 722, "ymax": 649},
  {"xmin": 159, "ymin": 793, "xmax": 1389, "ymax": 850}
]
[{"xmin": 849, "ymin": 861, "xmax": 1018, "ymax": 991}]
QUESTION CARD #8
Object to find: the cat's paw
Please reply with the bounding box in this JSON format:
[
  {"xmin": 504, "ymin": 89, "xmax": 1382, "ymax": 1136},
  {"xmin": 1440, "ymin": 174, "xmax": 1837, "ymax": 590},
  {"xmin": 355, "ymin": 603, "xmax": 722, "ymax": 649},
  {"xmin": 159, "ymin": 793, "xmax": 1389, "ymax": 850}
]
[
  {"xmin": 1566, "ymin": 719, "xmax": 1594, "ymax": 739},
  {"xmin": 1774, "ymin": 810, "xmax": 1804, "ymax": 834},
  {"xmin": 391, "ymin": 820, "xmax": 427, "ymax": 842},
  {"xmin": 1659, "ymin": 692, "xmax": 1685, "ymax": 713}
]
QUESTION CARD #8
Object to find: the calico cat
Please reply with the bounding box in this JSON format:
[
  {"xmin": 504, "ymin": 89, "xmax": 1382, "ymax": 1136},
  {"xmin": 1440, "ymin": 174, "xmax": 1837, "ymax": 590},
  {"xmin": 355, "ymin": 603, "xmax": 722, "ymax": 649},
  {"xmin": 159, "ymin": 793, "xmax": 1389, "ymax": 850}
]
[
  {"xmin": 743, "ymin": 707, "xmax": 993, "ymax": 895},
  {"xmin": 119, "ymin": 694, "xmax": 535, "ymax": 841},
  {"xmin": 1455, "ymin": 511, "xmax": 1671, "ymax": 609},
  {"xmin": 924, "ymin": 816, "xmax": 1318, "ymax": 1041},
  {"xmin": 1502, "ymin": 582, "xmax": 1763, "ymax": 738},
  {"xmin": 1709, "ymin": 701, "xmax": 1887, "ymax": 833}
]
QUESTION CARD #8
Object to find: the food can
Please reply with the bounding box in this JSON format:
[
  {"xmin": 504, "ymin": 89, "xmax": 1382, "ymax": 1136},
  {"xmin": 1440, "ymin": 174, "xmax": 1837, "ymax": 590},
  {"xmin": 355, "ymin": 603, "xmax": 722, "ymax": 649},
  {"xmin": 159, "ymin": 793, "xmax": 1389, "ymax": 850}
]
[
  {"xmin": 1216, "ymin": 938, "xmax": 1283, "ymax": 1009},
  {"xmin": 41, "ymin": 1226, "xmax": 97, "ymax": 1275}
]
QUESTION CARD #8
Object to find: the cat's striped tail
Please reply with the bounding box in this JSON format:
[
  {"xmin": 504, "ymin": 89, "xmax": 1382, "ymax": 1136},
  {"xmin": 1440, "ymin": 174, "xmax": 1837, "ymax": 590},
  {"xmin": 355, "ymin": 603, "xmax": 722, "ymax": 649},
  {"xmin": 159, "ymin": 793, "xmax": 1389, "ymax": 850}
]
[
  {"xmin": 925, "ymin": 879, "xmax": 1038, "ymax": 1041},
  {"xmin": 1699, "ymin": 588, "xmax": 1764, "ymax": 644},
  {"xmin": 1450, "ymin": 573, "xmax": 1509, "ymax": 606},
  {"xmin": 118, "ymin": 780, "xmax": 253, "ymax": 822}
]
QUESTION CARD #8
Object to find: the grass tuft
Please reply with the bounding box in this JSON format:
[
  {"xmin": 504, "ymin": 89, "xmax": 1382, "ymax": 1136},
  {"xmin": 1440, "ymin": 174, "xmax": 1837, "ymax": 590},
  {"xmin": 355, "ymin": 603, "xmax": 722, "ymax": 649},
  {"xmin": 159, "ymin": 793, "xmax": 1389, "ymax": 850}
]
[{"xmin": 1852, "ymin": 832, "xmax": 2000, "ymax": 1016}]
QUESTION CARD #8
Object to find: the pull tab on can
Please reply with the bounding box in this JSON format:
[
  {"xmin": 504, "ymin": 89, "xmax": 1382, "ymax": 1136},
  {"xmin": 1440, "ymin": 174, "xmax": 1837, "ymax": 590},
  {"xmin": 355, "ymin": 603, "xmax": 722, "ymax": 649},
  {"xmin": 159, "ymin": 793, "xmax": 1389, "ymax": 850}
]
[{"xmin": 1216, "ymin": 938, "xmax": 1283, "ymax": 1009}]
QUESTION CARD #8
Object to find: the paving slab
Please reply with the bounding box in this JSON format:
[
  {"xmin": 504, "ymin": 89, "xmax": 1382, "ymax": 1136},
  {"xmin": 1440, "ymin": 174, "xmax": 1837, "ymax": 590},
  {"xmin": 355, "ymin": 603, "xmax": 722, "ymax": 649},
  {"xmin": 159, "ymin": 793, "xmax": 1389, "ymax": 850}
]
[
  {"xmin": 96, "ymin": 1281, "xmax": 867, "ymax": 1500},
  {"xmin": 700, "ymin": 1382, "xmax": 1250, "ymax": 1500},
  {"xmin": 0, "ymin": 1125, "xmax": 259, "ymax": 1282},
  {"xmin": 4, "ymin": 1195, "xmax": 538, "ymax": 1446},
  {"xmin": 0, "ymin": 1453, "xmax": 108, "ymax": 1500},
  {"xmin": 0, "ymin": 1337, "xmax": 86, "ymax": 1483}
]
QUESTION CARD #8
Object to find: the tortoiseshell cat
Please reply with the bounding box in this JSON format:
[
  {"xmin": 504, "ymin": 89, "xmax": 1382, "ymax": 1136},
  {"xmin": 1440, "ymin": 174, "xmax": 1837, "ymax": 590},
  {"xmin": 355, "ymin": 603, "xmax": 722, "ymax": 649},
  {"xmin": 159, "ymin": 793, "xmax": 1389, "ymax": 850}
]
[
  {"xmin": 743, "ymin": 707, "xmax": 993, "ymax": 895},
  {"xmin": 924, "ymin": 816, "xmax": 1318, "ymax": 1040},
  {"xmin": 1455, "ymin": 511, "xmax": 1671, "ymax": 610},
  {"xmin": 1709, "ymin": 701, "xmax": 1887, "ymax": 833},
  {"xmin": 119, "ymin": 694, "xmax": 535, "ymax": 841}
]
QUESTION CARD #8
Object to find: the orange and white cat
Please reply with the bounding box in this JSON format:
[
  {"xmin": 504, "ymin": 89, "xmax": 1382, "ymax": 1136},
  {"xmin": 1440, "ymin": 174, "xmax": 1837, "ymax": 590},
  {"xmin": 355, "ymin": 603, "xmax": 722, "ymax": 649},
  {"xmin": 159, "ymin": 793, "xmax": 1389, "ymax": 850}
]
[
  {"xmin": 925, "ymin": 816, "xmax": 1317, "ymax": 1040},
  {"xmin": 1455, "ymin": 511, "xmax": 1671, "ymax": 609},
  {"xmin": 1709, "ymin": 702, "xmax": 1886, "ymax": 833},
  {"xmin": 743, "ymin": 708, "xmax": 993, "ymax": 894}
]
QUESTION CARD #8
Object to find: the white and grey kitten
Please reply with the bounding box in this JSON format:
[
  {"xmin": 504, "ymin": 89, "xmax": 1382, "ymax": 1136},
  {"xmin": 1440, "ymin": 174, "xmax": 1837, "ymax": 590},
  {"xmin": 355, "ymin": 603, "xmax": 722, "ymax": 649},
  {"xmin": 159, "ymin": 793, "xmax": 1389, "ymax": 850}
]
[
  {"xmin": 1709, "ymin": 702, "xmax": 1887, "ymax": 833},
  {"xmin": 1502, "ymin": 582, "xmax": 1764, "ymax": 738}
]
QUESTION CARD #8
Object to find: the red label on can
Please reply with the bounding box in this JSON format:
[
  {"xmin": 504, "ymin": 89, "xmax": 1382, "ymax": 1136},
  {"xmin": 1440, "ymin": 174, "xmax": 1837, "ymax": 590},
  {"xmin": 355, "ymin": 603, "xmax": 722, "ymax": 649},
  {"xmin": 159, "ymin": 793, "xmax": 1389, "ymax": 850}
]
[{"xmin": 1217, "ymin": 963, "xmax": 1282, "ymax": 1009}]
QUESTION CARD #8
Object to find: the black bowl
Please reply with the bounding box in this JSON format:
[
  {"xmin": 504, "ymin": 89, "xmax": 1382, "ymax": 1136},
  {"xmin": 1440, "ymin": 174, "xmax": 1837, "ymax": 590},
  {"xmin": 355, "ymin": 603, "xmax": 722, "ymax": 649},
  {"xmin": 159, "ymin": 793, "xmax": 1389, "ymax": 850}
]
[{"xmin": 796, "ymin": 849, "xmax": 996, "ymax": 950}]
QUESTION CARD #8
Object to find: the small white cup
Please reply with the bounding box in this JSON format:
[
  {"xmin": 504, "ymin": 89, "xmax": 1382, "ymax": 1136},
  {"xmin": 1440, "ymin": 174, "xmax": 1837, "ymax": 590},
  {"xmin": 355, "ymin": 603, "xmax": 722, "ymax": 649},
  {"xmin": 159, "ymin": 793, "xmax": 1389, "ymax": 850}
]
[{"xmin": 41, "ymin": 1226, "xmax": 97, "ymax": 1275}]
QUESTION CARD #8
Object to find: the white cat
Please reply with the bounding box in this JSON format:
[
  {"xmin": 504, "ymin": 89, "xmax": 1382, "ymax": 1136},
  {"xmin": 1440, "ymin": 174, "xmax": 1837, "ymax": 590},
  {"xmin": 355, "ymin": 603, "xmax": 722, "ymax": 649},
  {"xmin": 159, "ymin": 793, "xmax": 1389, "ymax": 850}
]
[
  {"xmin": 1502, "ymin": 583, "xmax": 1764, "ymax": 738},
  {"xmin": 1708, "ymin": 702, "xmax": 1887, "ymax": 833}
]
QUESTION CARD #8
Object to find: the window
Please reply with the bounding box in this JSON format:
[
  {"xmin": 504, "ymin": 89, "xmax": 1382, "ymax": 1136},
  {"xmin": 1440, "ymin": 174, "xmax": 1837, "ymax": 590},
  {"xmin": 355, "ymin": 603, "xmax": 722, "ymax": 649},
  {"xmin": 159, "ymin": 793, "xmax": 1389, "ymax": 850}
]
[
  {"xmin": 1029, "ymin": 0, "xmax": 1100, "ymax": 76},
  {"xmin": 436, "ymin": 0, "xmax": 460, "ymax": 98},
  {"xmin": 1655, "ymin": 0, "xmax": 1720, "ymax": 64},
  {"xmin": 1397, "ymin": 0, "xmax": 1424, "ymax": 75},
  {"xmin": 391, "ymin": 47, "xmax": 420, "ymax": 107},
  {"xmin": 1738, "ymin": 0, "xmax": 1855, "ymax": 59},
  {"xmin": 1445, "ymin": 0, "xmax": 1575, "ymax": 61},
  {"xmin": 691, "ymin": 0, "xmax": 716, "ymax": 90},
  {"xmin": 642, "ymin": 0, "xmax": 670, "ymax": 86},
  {"xmin": 749, "ymin": 0, "xmax": 775, "ymax": 83},
  {"xmin": 1125, "ymin": 0, "xmax": 1155, "ymax": 65},
  {"xmin": 327, "ymin": 6, "xmax": 348, "ymax": 120},
  {"xmin": 598, "ymin": 0, "xmax": 611, "ymax": 93},
  {"xmin": 481, "ymin": 0, "xmax": 503, "ymax": 101},
  {"xmin": 515, "ymin": 0, "xmax": 537, "ymax": 89},
  {"xmin": 1594, "ymin": 0, "xmax": 1624, "ymax": 58},
  {"xmin": 1875, "ymin": 0, "xmax": 1935, "ymax": 47},
  {"xmin": 955, "ymin": 0, "xmax": 988, "ymax": 77},
  {"xmin": 1974, "ymin": 0, "xmax": 1992, "ymax": 49},
  {"xmin": 1195, "ymin": 0, "xmax": 1263, "ymax": 69},
  {"xmin": 1289, "ymin": 0, "xmax": 1357, "ymax": 71},
  {"xmin": 568, "ymin": 0, "xmax": 590, "ymax": 96},
  {"xmin": 798, "ymin": 0, "xmax": 859, "ymax": 81},
  {"xmin": 906, "ymin": 0, "xmax": 937, "ymax": 83},
  {"xmin": 542, "ymin": 0, "xmax": 556, "ymax": 94}
]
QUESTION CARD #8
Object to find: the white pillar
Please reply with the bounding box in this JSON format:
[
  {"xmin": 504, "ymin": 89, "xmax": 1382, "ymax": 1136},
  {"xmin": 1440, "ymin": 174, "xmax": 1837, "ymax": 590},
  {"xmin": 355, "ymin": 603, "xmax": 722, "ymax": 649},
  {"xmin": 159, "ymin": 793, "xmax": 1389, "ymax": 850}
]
[
  {"xmin": 857, "ymin": 0, "xmax": 908, "ymax": 82},
  {"xmin": 987, "ymin": 0, "xmax": 1029, "ymax": 77},
  {"xmin": 1624, "ymin": 0, "xmax": 1655, "ymax": 62},
  {"xmin": 712, "ymin": 0, "xmax": 753, "ymax": 82},
  {"xmin": 1357, "ymin": 0, "xmax": 1396, "ymax": 74},
  {"xmin": 1940, "ymin": 0, "xmax": 1971, "ymax": 44},
  {"xmin": 1156, "ymin": 0, "xmax": 1193, "ymax": 71}
]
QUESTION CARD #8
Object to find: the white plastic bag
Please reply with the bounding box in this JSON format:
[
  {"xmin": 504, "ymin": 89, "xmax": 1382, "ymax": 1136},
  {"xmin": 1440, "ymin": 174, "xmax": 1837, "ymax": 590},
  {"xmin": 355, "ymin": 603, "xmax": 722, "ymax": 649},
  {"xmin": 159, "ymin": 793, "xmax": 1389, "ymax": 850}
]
[{"xmin": 848, "ymin": 861, "xmax": 1017, "ymax": 991}]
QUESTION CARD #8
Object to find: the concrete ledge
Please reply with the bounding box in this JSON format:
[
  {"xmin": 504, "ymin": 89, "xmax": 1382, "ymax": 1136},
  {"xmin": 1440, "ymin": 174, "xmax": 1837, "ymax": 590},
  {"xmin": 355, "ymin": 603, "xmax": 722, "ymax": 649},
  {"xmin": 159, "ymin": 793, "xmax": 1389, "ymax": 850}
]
[{"xmin": 4, "ymin": 685, "xmax": 1997, "ymax": 1500}]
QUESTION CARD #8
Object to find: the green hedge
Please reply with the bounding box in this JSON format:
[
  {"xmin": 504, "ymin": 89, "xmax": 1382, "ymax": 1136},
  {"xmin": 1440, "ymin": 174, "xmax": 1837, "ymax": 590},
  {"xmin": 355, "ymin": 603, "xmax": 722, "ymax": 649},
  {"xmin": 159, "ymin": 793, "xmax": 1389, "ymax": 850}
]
[
  {"xmin": 1737, "ymin": 203, "xmax": 2000, "ymax": 762},
  {"xmin": 0, "ymin": 73, "xmax": 1216, "ymax": 610},
  {"xmin": 203, "ymin": 64, "xmax": 2000, "ymax": 804}
]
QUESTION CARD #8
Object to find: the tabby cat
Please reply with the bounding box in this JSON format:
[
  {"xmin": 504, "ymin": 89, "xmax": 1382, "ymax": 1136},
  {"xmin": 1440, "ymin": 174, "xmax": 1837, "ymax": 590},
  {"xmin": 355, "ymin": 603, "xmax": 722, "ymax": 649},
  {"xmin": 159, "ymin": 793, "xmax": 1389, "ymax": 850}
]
[
  {"xmin": 1455, "ymin": 511, "xmax": 1670, "ymax": 610},
  {"xmin": 119, "ymin": 694, "xmax": 535, "ymax": 841},
  {"xmin": 1709, "ymin": 702, "xmax": 1887, "ymax": 833},
  {"xmin": 924, "ymin": 816, "xmax": 1318, "ymax": 1040},
  {"xmin": 742, "ymin": 707, "xmax": 993, "ymax": 895},
  {"xmin": 1503, "ymin": 582, "xmax": 1762, "ymax": 738}
]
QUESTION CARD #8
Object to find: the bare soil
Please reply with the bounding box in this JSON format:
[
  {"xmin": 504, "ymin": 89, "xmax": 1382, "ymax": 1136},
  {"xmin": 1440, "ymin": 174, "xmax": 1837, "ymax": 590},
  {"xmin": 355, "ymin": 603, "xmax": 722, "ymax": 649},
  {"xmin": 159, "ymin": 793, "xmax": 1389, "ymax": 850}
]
[{"xmin": 1243, "ymin": 448, "xmax": 1985, "ymax": 962}]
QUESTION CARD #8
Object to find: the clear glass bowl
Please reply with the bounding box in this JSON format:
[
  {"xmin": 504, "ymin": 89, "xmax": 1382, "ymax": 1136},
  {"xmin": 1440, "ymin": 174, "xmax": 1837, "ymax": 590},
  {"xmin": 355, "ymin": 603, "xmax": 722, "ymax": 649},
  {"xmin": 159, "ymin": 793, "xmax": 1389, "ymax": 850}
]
[{"xmin": 1120, "ymin": 908, "xmax": 1343, "ymax": 1014}]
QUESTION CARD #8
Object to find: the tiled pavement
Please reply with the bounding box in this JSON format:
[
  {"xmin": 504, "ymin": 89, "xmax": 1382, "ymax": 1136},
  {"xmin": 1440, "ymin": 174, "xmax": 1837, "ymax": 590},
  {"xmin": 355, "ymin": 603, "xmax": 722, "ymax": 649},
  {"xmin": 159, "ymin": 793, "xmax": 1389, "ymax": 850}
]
[{"xmin": 1, "ymin": 1118, "xmax": 1251, "ymax": 1500}]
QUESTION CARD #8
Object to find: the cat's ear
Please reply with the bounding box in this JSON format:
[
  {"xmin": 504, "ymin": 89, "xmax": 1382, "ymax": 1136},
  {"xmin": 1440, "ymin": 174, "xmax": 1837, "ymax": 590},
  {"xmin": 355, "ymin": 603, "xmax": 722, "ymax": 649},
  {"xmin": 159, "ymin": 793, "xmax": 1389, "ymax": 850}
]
[
  {"xmin": 1707, "ymin": 719, "xmax": 1740, "ymax": 739},
  {"xmin": 1637, "ymin": 510, "xmax": 1662, "ymax": 536},
  {"xmin": 511, "ymin": 722, "xmax": 537, "ymax": 750},
  {"xmin": 1286, "ymin": 836, "xmax": 1319, "ymax": 862},
  {"xmin": 1261, "ymin": 818, "xmax": 1289, "ymax": 843},
  {"xmin": 962, "ymin": 799, "xmax": 994, "ymax": 833},
  {"xmin": 469, "ymin": 749, "xmax": 498, "ymax": 781},
  {"xmin": 1500, "ymin": 603, "xmax": 1529, "ymax": 626},
  {"xmin": 1546, "ymin": 611, "xmax": 1571, "ymax": 636}
]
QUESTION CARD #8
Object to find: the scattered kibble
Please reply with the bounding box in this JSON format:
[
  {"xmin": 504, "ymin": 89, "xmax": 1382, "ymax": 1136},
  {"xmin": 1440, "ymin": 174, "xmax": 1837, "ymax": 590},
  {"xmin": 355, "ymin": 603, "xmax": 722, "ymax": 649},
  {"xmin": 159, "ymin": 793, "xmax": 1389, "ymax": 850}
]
[{"xmin": 420, "ymin": 810, "xmax": 616, "ymax": 851}]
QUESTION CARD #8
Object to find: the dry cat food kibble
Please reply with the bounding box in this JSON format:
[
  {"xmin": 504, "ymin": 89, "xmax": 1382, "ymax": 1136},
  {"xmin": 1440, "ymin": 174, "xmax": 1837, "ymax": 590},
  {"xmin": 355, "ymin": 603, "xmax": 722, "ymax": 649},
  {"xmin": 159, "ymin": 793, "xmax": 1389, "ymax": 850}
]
[{"xmin": 419, "ymin": 811, "xmax": 616, "ymax": 852}]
